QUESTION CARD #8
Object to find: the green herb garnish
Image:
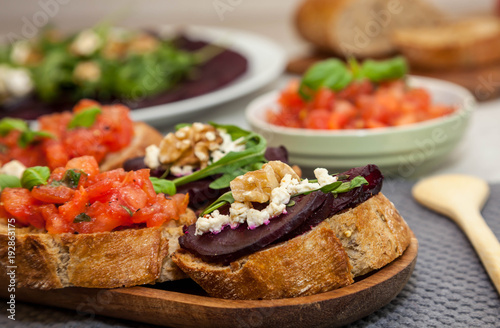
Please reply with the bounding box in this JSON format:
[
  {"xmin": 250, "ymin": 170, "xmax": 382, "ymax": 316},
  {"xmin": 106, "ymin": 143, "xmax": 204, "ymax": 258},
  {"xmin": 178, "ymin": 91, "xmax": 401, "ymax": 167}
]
[
  {"xmin": 150, "ymin": 177, "xmax": 177, "ymax": 195},
  {"xmin": 74, "ymin": 213, "xmax": 92, "ymax": 223},
  {"xmin": 120, "ymin": 205, "xmax": 134, "ymax": 216},
  {"xmin": 0, "ymin": 118, "xmax": 54, "ymax": 148},
  {"xmin": 20, "ymin": 166, "xmax": 50, "ymax": 190},
  {"xmin": 68, "ymin": 107, "xmax": 102, "ymax": 129},
  {"xmin": 0, "ymin": 174, "xmax": 22, "ymax": 191},
  {"xmin": 298, "ymin": 56, "xmax": 408, "ymax": 100},
  {"xmin": 61, "ymin": 169, "xmax": 82, "ymax": 188},
  {"xmin": 200, "ymin": 191, "xmax": 235, "ymax": 216}
]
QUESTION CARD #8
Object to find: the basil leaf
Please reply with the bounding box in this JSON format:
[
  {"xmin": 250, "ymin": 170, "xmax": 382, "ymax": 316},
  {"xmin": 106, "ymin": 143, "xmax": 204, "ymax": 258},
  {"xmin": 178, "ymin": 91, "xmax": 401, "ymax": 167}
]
[
  {"xmin": 21, "ymin": 166, "xmax": 50, "ymax": 190},
  {"xmin": 0, "ymin": 118, "xmax": 28, "ymax": 136},
  {"xmin": 68, "ymin": 107, "xmax": 102, "ymax": 129},
  {"xmin": 360, "ymin": 56, "xmax": 407, "ymax": 83},
  {"xmin": 62, "ymin": 169, "xmax": 82, "ymax": 189},
  {"xmin": 18, "ymin": 130, "xmax": 54, "ymax": 148},
  {"xmin": 299, "ymin": 59, "xmax": 353, "ymax": 100},
  {"xmin": 120, "ymin": 205, "xmax": 134, "ymax": 216},
  {"xmin": 150, "ymin": 177, "xmax": 176, "ymax": 195},
  {"xmin": 201, "ymin": 191, "xmax": 235, "ymax": 216},
  {"xmin": 0, "ymin": 174, "xmax": 22, "ymax": 190},
  {"xmin": 74, "ymin": 213, "xmax": 91, "ymax": 223}
]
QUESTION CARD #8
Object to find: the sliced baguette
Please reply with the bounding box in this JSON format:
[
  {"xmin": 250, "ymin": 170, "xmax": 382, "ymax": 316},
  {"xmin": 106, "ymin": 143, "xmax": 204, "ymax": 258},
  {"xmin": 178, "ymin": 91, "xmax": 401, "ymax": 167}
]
[
  {"xmin": 392, "ymin": 15, "xmax": 500, "ymax": 70},
  {"xmin": 0, "ymin": 209, "xmax": 196, "ymax": 290},
  {"xmin": 295, "ymin": 0, "xmax": 443, "ymax": 58},
  {"xmin": 172, "ymin": 193, "xmax": 411, "ymax": 300}
]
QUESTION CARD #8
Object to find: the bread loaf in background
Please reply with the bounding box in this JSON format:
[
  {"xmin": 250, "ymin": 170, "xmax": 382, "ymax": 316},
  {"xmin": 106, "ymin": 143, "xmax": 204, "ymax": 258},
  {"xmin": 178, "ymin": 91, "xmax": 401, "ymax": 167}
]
[
  {"xmin": 295, "ymin": 0, "xmax": 443, "ymax": 58},
  {"xmin": 392, "ymin": 15, "xmax": 500, "ymax": 70}
]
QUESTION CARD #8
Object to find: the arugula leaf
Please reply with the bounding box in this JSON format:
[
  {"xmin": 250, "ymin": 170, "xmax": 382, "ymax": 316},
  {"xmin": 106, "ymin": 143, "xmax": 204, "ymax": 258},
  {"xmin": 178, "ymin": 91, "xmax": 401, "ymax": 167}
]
[
  {"xmin": 299, "ymin": 59, "xmax": 353, "ymax": 100},
  {"xmin": 74, "ymin": 213, "xmax": 92, "ymax": 223},
  {"xmin": 150, "ymin": 177, "xmax": 176, "ymax": 195},
  {"xmin": 0, "ymin": 174, "xmax": 22, "ymax": 191},
  {"xmin": 173, "ymin": 124, "xmax": 267, "ymax": 189},
  {"xmin": 68, "ymin": 107, "xmax": 102, "ymax": 129},
  {"xmin": 333, "ymin": 176, "xmax": 369, "ymax": 193},
  {"xmin": 201, "ymin": 192, "xmax": 235, "ymax": 216},
  {"xmin": 21, "ymin": 166, "xmax": 50, "ymax": 190}
]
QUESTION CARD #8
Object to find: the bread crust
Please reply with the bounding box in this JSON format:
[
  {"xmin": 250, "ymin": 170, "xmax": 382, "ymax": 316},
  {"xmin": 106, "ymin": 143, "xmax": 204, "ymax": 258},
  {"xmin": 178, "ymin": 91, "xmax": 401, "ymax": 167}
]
[
  {"xmin": 172, "ymin": 193, "xmax": 411, "ymax": 299},
  {"xmin": 295, "ymin": 0, "xmax": 443, "ymax": 58},
  {"xmin": 392, "ymin": 16, "xmax": 500, "ymax": 70},
  {"xmin": 0, "ymin": 210, "xmax": 196, "ymax": 290}
]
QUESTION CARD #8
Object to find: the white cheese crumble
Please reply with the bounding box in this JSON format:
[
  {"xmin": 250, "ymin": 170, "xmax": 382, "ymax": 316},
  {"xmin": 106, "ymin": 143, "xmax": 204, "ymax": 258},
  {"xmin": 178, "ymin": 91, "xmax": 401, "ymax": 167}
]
[
  {"xmin": 144, "ymin": 144, "xmax": 161, "ymax": 169},
  {"xmin": 71, "ymin": 29, "xmax": 101, "ymax": 56},
  {"xmin": 0, "ymin": 65, "xmax": 34, "ymax": 101},
  {"xmin": 170, "ymin": 165, "xmax": 194, "ymax": 177},
  {"xmin": 0, "ymin": 160, "xmax": 26, "ymax": 179},
  {"xmin": 210, "ymin": 129, "xmax": 245, "ymax": 164},
  {"xmin": 194, "ymin": 168, "xmax": 338, "ymax": 235}
]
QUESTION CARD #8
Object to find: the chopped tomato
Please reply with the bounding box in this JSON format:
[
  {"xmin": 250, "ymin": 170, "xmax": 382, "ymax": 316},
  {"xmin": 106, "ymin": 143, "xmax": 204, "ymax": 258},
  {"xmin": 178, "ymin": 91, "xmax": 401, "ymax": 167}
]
[
  {"xmin": 267, "ymin": 78, "xmax": 456, "ymax": 130},
  {"xmin": 1, "ymin": 99, "xmax": 134, "ymax": 169},
  {"xmin": 0, "ymin": 156, "xmax": 188, "ymax": 234}
]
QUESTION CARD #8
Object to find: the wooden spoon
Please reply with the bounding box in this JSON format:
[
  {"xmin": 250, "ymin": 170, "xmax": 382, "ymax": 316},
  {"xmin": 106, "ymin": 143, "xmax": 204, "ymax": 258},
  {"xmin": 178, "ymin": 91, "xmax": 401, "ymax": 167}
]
[{"xmin": 412, "ymin": 174, "xmax": 500, "ymax": 295}]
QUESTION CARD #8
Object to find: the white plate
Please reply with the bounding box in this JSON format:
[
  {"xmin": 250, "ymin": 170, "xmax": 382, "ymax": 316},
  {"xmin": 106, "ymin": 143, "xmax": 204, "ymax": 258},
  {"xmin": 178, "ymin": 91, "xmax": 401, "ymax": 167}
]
[{"xmin": 129, "ymin": 26, "xmax": 286, "ymax": 126}]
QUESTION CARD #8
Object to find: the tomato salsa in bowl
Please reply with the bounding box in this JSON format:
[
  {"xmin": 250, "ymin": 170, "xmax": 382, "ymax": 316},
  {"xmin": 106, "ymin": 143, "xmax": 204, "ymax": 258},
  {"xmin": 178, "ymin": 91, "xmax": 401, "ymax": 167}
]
[{"xmin": 246, "ymin": 73, "xmax": 475, "ymax": 178}]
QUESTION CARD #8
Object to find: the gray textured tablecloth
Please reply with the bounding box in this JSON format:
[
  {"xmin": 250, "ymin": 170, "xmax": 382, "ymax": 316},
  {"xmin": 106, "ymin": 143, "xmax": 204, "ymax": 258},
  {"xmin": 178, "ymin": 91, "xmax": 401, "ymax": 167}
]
[{"xmin": 1, "ymin": 180, "xmax": 499, "ymax": 328}]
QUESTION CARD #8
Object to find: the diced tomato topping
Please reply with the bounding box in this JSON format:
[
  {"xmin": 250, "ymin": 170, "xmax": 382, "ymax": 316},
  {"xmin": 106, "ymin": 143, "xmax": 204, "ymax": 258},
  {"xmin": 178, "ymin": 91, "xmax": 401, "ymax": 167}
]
[
  {"xmin": 267, "ymin": 78, "xmax": 456, "ymax": 130},
  {"xmin": 1, "ymin": 100, "xmax": 134, "ymax": 169},
  {"xmin": 0, "ymin": 156, "xmax": 188, "ymax": 234}
]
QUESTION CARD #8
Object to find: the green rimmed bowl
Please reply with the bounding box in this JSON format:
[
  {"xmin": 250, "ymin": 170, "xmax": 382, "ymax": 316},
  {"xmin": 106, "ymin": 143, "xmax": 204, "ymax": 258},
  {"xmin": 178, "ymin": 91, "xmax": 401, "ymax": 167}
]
[{"xmin": 246, "ymin": 76, "xmax": 475, "ymax": 178}]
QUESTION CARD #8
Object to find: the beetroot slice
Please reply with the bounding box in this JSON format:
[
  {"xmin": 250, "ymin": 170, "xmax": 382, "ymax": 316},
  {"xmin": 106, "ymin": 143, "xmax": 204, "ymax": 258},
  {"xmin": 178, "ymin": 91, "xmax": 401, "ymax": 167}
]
[{"xmin": 179, "ymin": 192, "xmax": 328, "ymax": 265}]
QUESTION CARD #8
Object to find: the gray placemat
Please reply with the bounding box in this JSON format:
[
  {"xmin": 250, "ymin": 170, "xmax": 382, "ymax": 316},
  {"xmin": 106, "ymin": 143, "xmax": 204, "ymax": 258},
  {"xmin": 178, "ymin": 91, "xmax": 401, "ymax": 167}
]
[{"xmin": 1, "ymin": 180, "xmax": 499, "ymax": 328}]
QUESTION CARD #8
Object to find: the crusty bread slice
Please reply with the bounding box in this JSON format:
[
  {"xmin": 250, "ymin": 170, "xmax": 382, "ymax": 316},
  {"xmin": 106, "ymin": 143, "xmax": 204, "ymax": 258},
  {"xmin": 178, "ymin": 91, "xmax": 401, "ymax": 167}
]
[
  {"xmin": 0, "ymin": 209, "xmax": 196, "ymax": 290},
  {"xmin": 99, "ymin": 121, "xmax": 163, "ymax": 171},
  {"xmin": 392, "ymin": 15, "xmax": 500, "ymax": 70},
  {"xmin": 295, "ymin": 0, "xmax": 443, "ymax": 58},
  {"xmin": 172, "ymin": 193, "xmax": 411, "ymax": 300}
]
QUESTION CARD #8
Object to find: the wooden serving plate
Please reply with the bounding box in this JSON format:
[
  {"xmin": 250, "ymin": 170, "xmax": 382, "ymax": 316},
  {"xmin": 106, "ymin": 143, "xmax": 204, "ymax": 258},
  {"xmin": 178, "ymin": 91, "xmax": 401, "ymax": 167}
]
[{"xmin": 2, "ymin": 234, "xmax": 418, "ymax": 328}]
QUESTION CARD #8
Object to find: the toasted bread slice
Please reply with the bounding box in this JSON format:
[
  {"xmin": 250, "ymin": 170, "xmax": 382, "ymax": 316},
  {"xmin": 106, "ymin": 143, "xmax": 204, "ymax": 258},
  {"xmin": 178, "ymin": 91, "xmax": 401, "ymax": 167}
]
[
  {"xmin": 392, "ymin": 15, "xmax": 500, "ymax": 70},
  {"xmin": 172, "ymin": 193, "xmax": 411, "ymax": 300},
  {"xmin": 295, "ymin": 0, "xmax": 443, "ymax": 58},
  {"xmin": 0, "ymin": 209, "xmax": 196, "ymax": 290}
]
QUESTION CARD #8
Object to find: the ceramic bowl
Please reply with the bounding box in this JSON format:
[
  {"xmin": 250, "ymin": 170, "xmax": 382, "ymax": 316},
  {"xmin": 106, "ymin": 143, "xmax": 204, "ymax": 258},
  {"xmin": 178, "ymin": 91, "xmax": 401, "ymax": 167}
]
[{"xmin": 246, "ymin": 76, "xmax": 475, "ymax": 178}]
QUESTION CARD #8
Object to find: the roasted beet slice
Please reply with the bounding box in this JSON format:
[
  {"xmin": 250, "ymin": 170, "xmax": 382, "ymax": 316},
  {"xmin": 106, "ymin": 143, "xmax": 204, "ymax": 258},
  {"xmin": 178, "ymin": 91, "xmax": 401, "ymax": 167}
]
[
  {"xmin": 280, "ymin": 164, "xmax": 384, "ymax": 240},
  {"xmin": 179, "ymin": 191, "xmax": 329, "ymax": 264}
]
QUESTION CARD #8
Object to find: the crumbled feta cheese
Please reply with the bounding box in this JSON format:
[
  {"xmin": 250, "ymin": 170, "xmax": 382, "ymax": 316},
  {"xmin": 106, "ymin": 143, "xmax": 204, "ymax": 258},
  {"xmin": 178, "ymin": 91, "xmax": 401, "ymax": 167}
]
[
  {"xmin": 71, "ymin": 29, "xmax": 101, "ymax": 56},
  {"xmin": 10, "ymin": 41, "xmax": 31, "ymax": 65},
  {"xmin": 314, "ymin": 168, "xmax": 338, "ymax": 186},
  {"xmin": 144, "ymin": 145, "xmax": 161, "ymax": 169},
  {"xmin": 195, "ymin": 210, "xmax": 230, "ymax": 235},
  {"xmin": 264, "ymin": 202, "xmax": 286, "ymax": 218},
  {"xmin": 0, "ymin": 65, "xmax": 34, "ymax": 100},
  {"xmin": 271, "ymin": 186, "xmax": 290, "ymax": 206},
  {"xmin": 229, "ymin": 202, "xmax": 250, "ymax": 227},
  {"xmin": 210, "ymin": 129, "xmax": 245, "ymax": 163},
  {"xmin": 170, "ymin": 165, "xmax": 194, "ymax": 177},
  {"xmin": 246, "ymin": 209, "xmax": 270, "ymax": 229},
  {"xmin": 0, "ymin": 160, "xmax": 26, "ymax": 179}
]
